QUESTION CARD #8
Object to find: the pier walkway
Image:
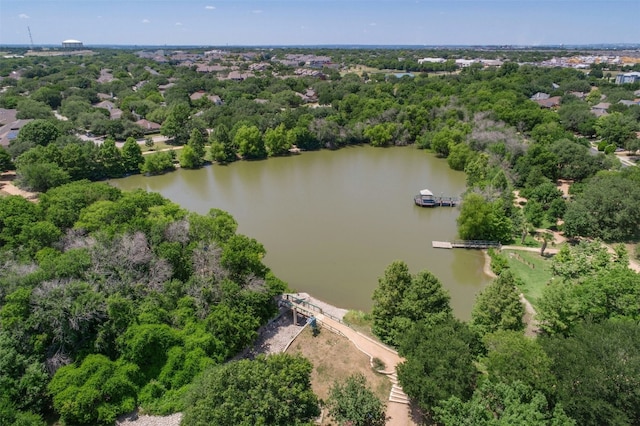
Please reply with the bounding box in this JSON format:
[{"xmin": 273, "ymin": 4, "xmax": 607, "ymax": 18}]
[
  {"xmin": 432, "ymin": 240, "xmax": 502, "ymax": 249},
  {"xmin": 282, "ymin": 294, "xmax": 415, "ymax": 425}
]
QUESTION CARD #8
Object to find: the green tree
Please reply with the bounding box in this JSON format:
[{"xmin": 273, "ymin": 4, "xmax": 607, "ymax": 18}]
[
  {"xmin": 538, "ymin": 266, "xmax": 640, "ymax": 336},
  {"xmin": 141, "ymin": 151, "xmax": 175, "ymax": 175},
  {"xmin": 17, "ymin": 120, "xmax": 61, "ymax": 146},
  {"xmin": 235, "ymin": 124, "xmax": 266, "ymax": 159},
  {"xmin": 98, "ymin": 138, "xmax": 124, "ymax": 178},
  {"xmin": 457, "ymin": 193, "xmax": 513, "ymax": 243},
  {"xmin": 161, "ymin": 103, "xmax": 190, "ymax": 144},
  {"xmin": 483, "ymin": 330, "xmax": 555, "ymax": 395},
  {"xmin": 121, "ymin": 137, "xmax": 144, "ymax": 174},
  {"xmin": 39, "ymin": 180, "xmax": 121, "ymax": 229},
  {"xmin": 264, "ymin": 124, "xmax": 292, "ymax": 156},
  {"xmin": 562, "ymin": 171, "xmax": 640, "ymax": 242},
  {"xmin": 221, "ymin": 234, "xmax": 267, "ymax": 281},
  {"xmin": 470, "ymin": 271, "xmax": 524, "ymax": 336},
  {"xmin": 372, "ymin": 261, "xmax": 452, "ymax": 346},
  {"xmin": 16, "ymin": 99, "xmax": 53, "ymax": 119},
  {"xmin": 434, "ymin": 380, "xmax": 575, "ymax": 426},
  {"xmin": 182, "ymin": 354, "xmax": 320, "ymax": 426},
  {"xmin": 48, "ymin": 355, "xmax": 139, "ymax": 426},
  {"xmin": 178, "ymin": 145, "xmax": 199, "ymax": 169},
  {"xmin": 397, "ymin": 317, "xmax": 478, "ymax": 414},
  {"xmin": 187, "ymin": 129, "xmax": 206, "ymax": 164},
  {"xmin": 209, "ymin": 124, "xmax": 237, "ymax": 163},
  {"xmin": 364, "ymin": 123, "xmax": 396, "ymax": 147},
  {"xmin": 31, "ymin": 86, "xmax": 62, "ymax": 109},
  {"xmin": 326, "ymin": 373, "xmax": 386, "ymax": 426},
  {"xmin": 541, "ymin": 320, "xmax": 640, "ymax": 426},
  {"xmin": 0, "ymin": 147, "xmax": 13, "ymax": 171},
  {"xmin": 15, "ymin": 161, "xmax": 69, "ymax": 192},
  {"xmin": 595, "ymin": 111, "xmax": 638, "ymax": 148}
]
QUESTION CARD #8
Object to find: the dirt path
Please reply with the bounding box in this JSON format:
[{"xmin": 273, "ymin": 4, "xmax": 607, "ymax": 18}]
[
  {"xmin": 0, "ymin": 171, "xmax": 38, "ymax": 200},
  {"xmin": 287, "ymin": 295, "xmax": 416, "ymax": 426}
]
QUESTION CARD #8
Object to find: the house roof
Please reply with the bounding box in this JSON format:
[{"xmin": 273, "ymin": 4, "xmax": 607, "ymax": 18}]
[
  {"xmin": 0, "ymin": 119, "xmax": 32, "ymax": 147},
  {"xmin": 535, "ymin": 96, "xmax": 561, "ymax": 108},
  {"xmin": 135, "ymin": 119, "xmax": 161, "ymax": 130}
]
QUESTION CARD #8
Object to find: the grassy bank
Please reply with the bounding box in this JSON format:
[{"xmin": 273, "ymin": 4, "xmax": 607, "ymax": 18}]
[{"xmin": 502, "ymin": 249, "xmax": 554, "ymax": 308}]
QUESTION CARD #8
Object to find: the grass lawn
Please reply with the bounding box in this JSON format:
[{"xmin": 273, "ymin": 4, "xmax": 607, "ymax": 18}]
[{"xmin": 502, "ymin": 249, "xmax": 554, "ymax": 308}]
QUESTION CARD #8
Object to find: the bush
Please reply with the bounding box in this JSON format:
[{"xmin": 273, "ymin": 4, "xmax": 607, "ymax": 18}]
[{"xmin": 48, "ymin": 355, "xmax": 139, "ymax": 426}]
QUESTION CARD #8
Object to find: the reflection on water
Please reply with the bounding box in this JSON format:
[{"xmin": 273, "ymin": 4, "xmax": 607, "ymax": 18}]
[{"xmin": 112, "ymin": 145, "xmax": 491, "ymax": 319}]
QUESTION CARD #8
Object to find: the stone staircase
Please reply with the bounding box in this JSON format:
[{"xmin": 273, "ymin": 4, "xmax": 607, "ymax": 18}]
[{"xmin": 388, "ymin": 372, "xmax": 410, "ymax": 405}]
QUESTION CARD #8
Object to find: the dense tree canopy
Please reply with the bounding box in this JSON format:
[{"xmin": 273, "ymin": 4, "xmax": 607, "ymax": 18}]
[
  {"xmin": 182, "ymin": 354, "xmax": 319, "ymax": 426},
  {"xmin": 397, "ymin": 317, "xmax": 478, "ymax": 414},
  {"xmin": 541, "ymin": 320, "xmax": 640, "ymax": 426}
]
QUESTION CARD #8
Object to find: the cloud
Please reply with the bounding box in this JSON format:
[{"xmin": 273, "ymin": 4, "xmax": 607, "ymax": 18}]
[
  {"xmin": 142, "ymin": 18, "xmax": 150, "ymax": 24},
  {"xmin": 205, "ymin": 5, "xmax": 215, "ymax": 10},
  {"xmin": 19, "ymin": 13, "xmax": 29, "ymax": 19},
  {"xmin": 175, "ymin": 22, "xmax": 182, "ymax": 26},
  {"xmin": 252, "ymin": 9, "xmax": 263, "ymax": 14},
  {"xmin": 369, "ymin": 22, "xmax": 377, "ymax": 26}
]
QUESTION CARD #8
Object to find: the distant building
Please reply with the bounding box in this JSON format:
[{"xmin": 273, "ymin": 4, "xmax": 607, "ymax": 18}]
[
  {"xmin": 62, "ymin": 39, "xmax": 83, "ymax": 48},
  {"xmin": 615, "ymin": 72, "xmax": 640, "ymax": 85}
]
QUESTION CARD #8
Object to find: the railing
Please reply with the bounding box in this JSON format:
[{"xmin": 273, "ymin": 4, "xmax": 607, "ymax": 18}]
[
  {"xmin": 451, "ymin": 240, "xmax": 502, "ymax": 249},
  {"xmin": 282, "ymin": 294, "xmax": 346, "ymax": 324}
]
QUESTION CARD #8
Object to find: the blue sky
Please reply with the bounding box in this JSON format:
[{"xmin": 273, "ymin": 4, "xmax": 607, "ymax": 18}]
[{"xmin": 1, "ymin": 0, "xmax": 638, "ymax": 46}]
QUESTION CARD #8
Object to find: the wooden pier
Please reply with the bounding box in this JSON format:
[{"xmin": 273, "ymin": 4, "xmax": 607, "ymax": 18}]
[
  {"xmin": 414, "ymin": 189, "xmax": 460, "ymax": 207},
  {"xmin": 432, "ymin": 240, "xmax": 502, "ymax": 249}
]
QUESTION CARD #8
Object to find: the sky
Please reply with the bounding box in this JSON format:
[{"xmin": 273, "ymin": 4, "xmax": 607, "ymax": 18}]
[{"xmin": 1, "ymin": 0, "xmax": 639, "ymax": 47}]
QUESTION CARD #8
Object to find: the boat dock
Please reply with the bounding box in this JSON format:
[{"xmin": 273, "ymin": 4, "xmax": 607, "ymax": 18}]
[
  {"xmin": 414, "ymin": 188, "xmax": 460, "ymax": 207},
  {"xmin": 432, "ymin": 240, "xmax": 502, "ymax": 249}
]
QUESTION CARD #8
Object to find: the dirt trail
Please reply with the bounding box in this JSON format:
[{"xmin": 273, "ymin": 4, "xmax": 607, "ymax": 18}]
[{"xmin": 0, "ymin": 172, "xmax": 38, "ymax": 200}]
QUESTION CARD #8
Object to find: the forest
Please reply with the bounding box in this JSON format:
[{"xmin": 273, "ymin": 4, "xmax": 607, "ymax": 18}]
[{"xmin": 0, "ymin": 47, "xmax": 639, "ymax": 425}]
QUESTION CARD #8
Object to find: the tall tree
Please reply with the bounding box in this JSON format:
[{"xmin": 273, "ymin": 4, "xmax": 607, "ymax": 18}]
[
  {"xmin": 98, "ymin": 138, "xmax": 124, "ymax": 178},
  {"xmin": 235, "ymin": 125, "xmax": 266, "ymax": 159},
  {"xmin": 187, "ymin": 128, "xmax": 206, "ymax": 163},
  {"xmin": 121, "ymin": 137, "xmax": 144, "ymax": 174},
  {"xmin": 470, "ymin": 270, "xmax": 525, "ymax": 336},
  {"xmin": 209, "ymin": 124, "xmax": 237, "ymax": 164},
  {"xmin": 264, "ymin": 124, "xmax": 292, "ymax": 156},
  {"xmin": 161, "ymin": 103, "xmax": 190, "ymax": 144},
  {"xmin": 372, "ymin": 261, "xmax": 452, "ymax": 346},
  {"xmin": 48, "ymin": 355, "xmax": 139, "ymax": 426}
]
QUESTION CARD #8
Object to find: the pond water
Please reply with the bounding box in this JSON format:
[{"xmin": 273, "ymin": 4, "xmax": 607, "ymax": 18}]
[{"xmin": 112, "ymin": 145, "xmax": 491, "ymax": 319}]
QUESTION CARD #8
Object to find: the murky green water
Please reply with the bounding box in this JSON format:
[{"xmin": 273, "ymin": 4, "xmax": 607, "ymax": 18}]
[{"xmin": 112, "ymin": 145, "xmax": 491, "ymax": 318}]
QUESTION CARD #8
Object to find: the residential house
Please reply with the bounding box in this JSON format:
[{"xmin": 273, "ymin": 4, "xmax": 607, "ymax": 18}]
[
  {"xmin": 534, "ymin": 96, "xmax": 562, "ymax": 109},
  {"xmin": 530, "ymin": 92, "xmax": 550, "ymax": 101},
  {"xmin": 0, "ymin": 108, "xmax": 31, "ymax": 147},
  {"xmin": 591, "ymin": 102, "xmax": 611, "ymax": 117},
  {"xmin": 135, "ymin": 119, "xmax": 161, "ymax": 133},
  {"xmin": 93, "ymin": 100, "xmax": 123, "ymax": 120},
  {"xmin": 189, "ymin": 91, "xmax": 223, "ymax": 105}
]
